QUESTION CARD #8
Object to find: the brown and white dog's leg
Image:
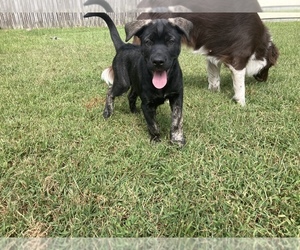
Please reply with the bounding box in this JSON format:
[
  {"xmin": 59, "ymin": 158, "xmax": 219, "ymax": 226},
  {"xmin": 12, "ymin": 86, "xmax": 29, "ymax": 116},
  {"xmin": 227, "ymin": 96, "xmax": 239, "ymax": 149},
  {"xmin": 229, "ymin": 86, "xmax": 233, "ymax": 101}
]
[
  {"xmin": 207, "ymin": 58, "xmax": 222, "ymax": 92},
  {"xmin": 228, "ymin": 65, "xmax": 246, "ymax": 106}
]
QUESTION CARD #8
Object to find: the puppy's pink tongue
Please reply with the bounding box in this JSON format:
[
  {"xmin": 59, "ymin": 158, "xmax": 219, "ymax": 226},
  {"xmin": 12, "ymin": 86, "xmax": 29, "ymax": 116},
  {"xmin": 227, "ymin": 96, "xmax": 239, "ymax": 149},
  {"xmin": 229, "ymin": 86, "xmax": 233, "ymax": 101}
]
[{"xmin": 152, "ymin": 71, "xmax": 167, "ymax": 89}]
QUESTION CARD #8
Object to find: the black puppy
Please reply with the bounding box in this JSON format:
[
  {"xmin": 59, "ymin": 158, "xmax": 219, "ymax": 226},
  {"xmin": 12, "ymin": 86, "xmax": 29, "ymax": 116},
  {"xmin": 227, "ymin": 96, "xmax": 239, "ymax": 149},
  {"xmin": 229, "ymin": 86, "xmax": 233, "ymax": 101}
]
[{"xmin": 84, "ymin": 13, "xmax": 192, "ymax": 146}]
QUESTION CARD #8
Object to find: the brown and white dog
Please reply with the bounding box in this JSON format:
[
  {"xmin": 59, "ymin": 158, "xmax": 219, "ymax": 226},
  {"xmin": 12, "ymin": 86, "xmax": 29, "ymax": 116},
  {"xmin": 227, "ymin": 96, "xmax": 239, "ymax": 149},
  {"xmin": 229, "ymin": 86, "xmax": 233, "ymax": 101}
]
[
  {"xmin": 137, "ymin": 0, "xmax": 262, "ymax": 12},
  {"xmin": 84, "ymin": 0, "xmax": 263, "ymax": 12},
  {"xmin": 102, "ymin": 13, "xmax": 279, "ymax": 106}
]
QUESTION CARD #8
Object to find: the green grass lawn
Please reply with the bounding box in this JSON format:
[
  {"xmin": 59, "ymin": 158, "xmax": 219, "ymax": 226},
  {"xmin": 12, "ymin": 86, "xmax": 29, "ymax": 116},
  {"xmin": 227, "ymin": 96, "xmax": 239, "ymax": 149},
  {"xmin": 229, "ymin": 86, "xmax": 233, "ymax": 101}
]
[{"xmin": 0, "ymin": 21, "xmax": 299, "ymax": 237}]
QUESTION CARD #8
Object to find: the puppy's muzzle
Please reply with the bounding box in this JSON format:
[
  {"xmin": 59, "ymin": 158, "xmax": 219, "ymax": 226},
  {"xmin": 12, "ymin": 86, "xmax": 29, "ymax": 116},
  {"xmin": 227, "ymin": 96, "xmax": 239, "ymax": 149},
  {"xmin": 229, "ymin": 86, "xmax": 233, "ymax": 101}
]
[
  {"xmin": 151, "ymin": 54, "xmax": 167, "ymax": 70},
  {"xmin": 153, "ymin": 59, "xmax": 165, "ymax": 67},
  {"xmin": 150, "ymin": 55, "xmax": 169, "ymax": 89}
]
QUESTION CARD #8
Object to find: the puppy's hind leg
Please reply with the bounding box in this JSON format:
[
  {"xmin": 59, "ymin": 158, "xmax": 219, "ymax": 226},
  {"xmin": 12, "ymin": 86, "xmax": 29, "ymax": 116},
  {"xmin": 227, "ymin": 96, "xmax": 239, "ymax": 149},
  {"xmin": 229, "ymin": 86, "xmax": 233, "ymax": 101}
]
[
  {"xmin": 103, "ymin": 76, "xmax": 130, "ymax": 119},
  {"xmin": 103, "ymin": 87, "xmax": 114, "ymax": 119},
  {"xmin": 128, "ymin": 87, "xmax": 139, "ymax": 113}
]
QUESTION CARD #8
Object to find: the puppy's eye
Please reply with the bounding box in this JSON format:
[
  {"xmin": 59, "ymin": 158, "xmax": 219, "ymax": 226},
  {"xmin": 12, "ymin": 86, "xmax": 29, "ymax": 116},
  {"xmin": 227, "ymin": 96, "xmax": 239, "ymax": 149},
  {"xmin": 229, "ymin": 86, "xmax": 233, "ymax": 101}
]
[
  {"xmin": 167, "ymin": 38, "xmax": 175, "ymax": 46},
  {"xmin": 144, "ymin": 39, "xmax": 153, "ymax": 47}
]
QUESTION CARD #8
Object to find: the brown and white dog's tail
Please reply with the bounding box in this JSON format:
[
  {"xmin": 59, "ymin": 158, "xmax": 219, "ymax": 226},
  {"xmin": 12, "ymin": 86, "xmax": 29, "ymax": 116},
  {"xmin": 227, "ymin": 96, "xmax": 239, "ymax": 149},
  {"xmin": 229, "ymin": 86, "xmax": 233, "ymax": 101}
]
[{"xmin": 101, "ymin": 66, "xmax": 114, "ymax": 87}]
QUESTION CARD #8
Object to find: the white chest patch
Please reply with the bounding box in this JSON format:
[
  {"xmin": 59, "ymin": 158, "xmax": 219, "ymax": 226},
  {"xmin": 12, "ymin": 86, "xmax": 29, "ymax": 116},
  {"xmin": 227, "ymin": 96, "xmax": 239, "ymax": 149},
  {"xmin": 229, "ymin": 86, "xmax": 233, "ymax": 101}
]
[{"xmin": 246, "ymin": 54, "xmax": 267, "ymax": 76}]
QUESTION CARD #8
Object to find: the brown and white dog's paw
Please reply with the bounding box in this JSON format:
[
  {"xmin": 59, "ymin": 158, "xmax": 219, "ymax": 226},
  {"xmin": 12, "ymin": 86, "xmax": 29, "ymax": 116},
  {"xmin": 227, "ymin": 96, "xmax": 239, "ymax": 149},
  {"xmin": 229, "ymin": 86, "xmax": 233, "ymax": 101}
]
[{"xmin": 233, "ymin": 96, "xmax": 246, "ymax": 107}]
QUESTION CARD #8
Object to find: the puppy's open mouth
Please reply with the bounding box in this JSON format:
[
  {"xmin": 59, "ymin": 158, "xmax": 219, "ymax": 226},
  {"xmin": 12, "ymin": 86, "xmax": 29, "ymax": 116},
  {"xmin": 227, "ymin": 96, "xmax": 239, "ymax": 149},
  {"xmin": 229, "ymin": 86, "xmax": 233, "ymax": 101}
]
[{"xmin": 152, "ymin": 71, "xmax": 167, "ymax": 89}]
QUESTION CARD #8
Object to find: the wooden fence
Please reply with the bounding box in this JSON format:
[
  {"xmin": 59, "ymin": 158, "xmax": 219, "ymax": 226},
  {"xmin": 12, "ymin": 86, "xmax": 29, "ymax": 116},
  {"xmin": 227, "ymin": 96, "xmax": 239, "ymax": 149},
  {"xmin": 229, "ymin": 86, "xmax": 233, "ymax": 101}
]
[
  {"xmin": 0, "ymin": 0, "xmax": 299, "ymax": 29},
  {"xmin": 0, "ymin": 12, "xmax": 140, "ymax": 29},
  {"xmin": 0, "ymin": 0, "xmax": 141, "ymax": 29},
  {"xmin": 0, "ymin": 0, "xmax": 140, "ymax": 12}
]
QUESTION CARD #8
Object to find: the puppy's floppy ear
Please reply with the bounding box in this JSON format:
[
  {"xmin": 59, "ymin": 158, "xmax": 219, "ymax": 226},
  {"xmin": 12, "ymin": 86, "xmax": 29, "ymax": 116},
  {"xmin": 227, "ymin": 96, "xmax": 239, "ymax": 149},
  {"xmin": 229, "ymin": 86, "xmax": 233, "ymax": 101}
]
[
  {"xmin": 168, "ymin": 17, "xmax": 193, "ymax": 41},
  {"xmin": 125, "ymin": 19, "xmax": 152, "ymax": 42}
]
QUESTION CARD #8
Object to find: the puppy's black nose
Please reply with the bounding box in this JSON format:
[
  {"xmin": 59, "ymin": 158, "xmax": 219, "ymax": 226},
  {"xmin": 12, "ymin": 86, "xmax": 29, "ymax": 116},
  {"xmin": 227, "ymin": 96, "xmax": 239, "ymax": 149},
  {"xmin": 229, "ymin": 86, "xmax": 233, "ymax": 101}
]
[{"xmin": 152, "ymin": 59, "xmax": 165, "ymax": 67}]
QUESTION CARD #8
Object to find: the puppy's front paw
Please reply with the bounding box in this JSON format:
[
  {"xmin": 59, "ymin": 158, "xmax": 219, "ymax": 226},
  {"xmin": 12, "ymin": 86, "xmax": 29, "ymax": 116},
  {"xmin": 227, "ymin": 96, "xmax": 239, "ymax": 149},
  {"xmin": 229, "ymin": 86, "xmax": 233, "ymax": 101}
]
[
  {"xmin": 150, "ymin": 136, "xmax": 161, "ymax": 144},
  {"xmin": 130, "ymin": 107, "xmax": 139, "ymax": 114},
  {"xmin": 170, "ymin": 136, "xmax": 186, "ymax": 147}
]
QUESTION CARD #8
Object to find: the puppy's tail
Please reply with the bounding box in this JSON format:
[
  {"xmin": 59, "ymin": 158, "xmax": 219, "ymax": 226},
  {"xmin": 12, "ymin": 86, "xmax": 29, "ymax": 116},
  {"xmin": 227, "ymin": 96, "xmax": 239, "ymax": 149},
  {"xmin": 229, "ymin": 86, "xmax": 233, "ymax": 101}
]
[
  {"xmin": 83, "ymin": 0, "xmax": 114, "ymax": 13},
  {"xmin": 84, "ymin": 12, "xmax": 124, "ymax": 51}
]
